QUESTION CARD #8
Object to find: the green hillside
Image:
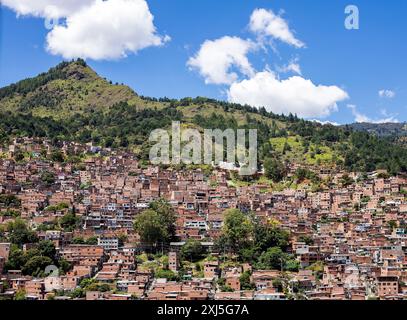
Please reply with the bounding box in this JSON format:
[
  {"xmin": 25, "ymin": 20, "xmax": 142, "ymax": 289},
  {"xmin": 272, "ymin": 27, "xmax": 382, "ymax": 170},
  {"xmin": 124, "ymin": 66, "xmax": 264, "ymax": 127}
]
[{"xmin": 1, "ymin": 59, "xmax": 407, "ymax": 176}]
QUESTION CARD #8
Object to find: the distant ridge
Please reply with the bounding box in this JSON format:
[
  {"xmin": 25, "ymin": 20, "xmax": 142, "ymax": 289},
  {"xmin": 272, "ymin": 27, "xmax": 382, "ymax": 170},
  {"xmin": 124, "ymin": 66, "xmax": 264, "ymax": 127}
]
[{"xmin": 345, "ymin": 122, "xmax": 407, "ymax": 137}]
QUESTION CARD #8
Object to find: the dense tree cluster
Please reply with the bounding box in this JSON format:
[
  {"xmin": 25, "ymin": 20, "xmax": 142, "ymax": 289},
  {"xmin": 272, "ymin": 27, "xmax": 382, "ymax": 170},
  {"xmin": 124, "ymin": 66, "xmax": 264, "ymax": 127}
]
[
  {"xmin": 133, "ymin": 199, "xmax": 176, "ymax": 248},
  {"xmin": 0, "ymin": 194, "xmax": 21, "ymax": 208},
  {"xmin": 6, "ymin": 219, "xmax": 39, "ymax": 247},
  {"xmin": 215, "ymin": 209, "xmax": 297, "ymax": 271},
  {"xmin": 180, "ymin": 239, "xmax": 205, "ymax": 262},
  {"xmin": 288, "ymin": 120, "xmax": 407, "ymax": 175},
  {"xmin": 0, "ymin": 219, "xmax": 71, "ymax": 277},
  {"xmin": 0, "ymin": 102, "xmax": 182, "ymax": 149}
]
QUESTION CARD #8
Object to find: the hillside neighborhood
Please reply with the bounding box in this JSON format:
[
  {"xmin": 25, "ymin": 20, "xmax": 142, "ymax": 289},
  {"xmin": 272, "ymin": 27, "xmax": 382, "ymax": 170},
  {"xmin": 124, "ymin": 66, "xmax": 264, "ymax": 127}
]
[{"xmin": 1, "ymin": 137, "xmax": 407, "ymax": 301}]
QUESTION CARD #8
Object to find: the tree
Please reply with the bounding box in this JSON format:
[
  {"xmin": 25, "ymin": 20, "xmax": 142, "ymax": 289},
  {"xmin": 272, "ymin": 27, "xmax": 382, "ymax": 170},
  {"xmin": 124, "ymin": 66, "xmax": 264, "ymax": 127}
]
[
  {"xmin": 134, "ymin": 209, "xmax": 170, "ymax": 246},
  {"xmin": 58, "ymin": 259, "xmax": 72, "ymax": 274},
  {"xmin": 45, "ymin": 202, "xmax": 69, "ymax": 212},
  {"xmin": 7, "ymin": 219, "xmax": 38, "ymax": 247},
  {"xmin": 0, "ymin": 210, "xmax": 20, "ymax": 218},
  {"xmin": 341, "ymin": 174, "xmax": 354, "ymax": 187},
  {"xmin": 272, "ymin": 278, "xmax": 283, "ymax": 292},
  {"xmin": 238, "ymin": 246, "xmax": 259, "ymax": 263},
  {"xmin": 79, "ymin": 278, "xmax": 95, "ymax": 289},
  {"xmin": 282, "ymin": 141, "xmax": 292, "ymax": 154},
  {"xmin": 60, "ymin": 212, "xmax": 80, "ymax": 232},
  {"xmin": 264, "ymin": 158, "xmax": 286, "ymax": 182},
  {"xmin": 40, "ymin": 171, "xmax": 56, "ymax": 187},
  {"xmin": 37, "ymin": 240, "xmax": 56, "ymax": 260},
  {"xmin": 98, "ymin": 284, "xmax": 111, "ymax": 292},
  {"xmin": 220, "ymin": 285, "xmax": 234, "ymax": 292},
  {"xmin": 239, "ymin": 271, "xmax": 255, "ymax": 290},
  {"xmin": 5, "ymin": 246, "xmax": 27, "ymax": 271},
  {"xmin": 22, "ymin": 256, "xmax": 53, "ymax": 276},
  {"xmin": 0, "ymin": 194, "xmax": 21, "ymax": 208},
  {"xmin": 257, "ymin": 247, "xmax": 286, "ymax": 271},
  {"xmin": 257, "ymin": 247, "xmax": 298, "ymax": 272},
  {"xmin": 155, "ymin": 269, "xmax": 179, "ymax": 281},
  {"xmin": 50, "ymin": 150, "xmax": 65, "ymax": 163},
  {"xmin": 14, "ymin": 152, "xmax": 25, "ymax": 162},
  {"xmin": 149, "ymin": 199, "xmax": 176, "ymax": 238},
  {"xmin": 180, "ymin": 240, "xmax": 205, "ymax": 262},
  {"xmin": 82, "ymin": 281, "xmax": 110, "ymax": 292},
  {"xmin": 254, "ymin": 223, "xmax": 290, "ymax": 253},
  {"xmin": 388, "ymin": 220, "xmax": 398, "ymax": 230},
  {"xmin": 86, "ymin": 236, "xmax": 98, "ymax": 245},
  {"xmin": 298, "ymin": 235, "xmax": 314, "ymax": 246},
  {"xmin": 307, "ymin": 261, "xmax": 324, "ymax": 280},
  {"xmin": 285, "ymin": 259, "xmax": 300, "ymax": 272},
  {"xmin": 72, "ymin": 237, "xmax": 85, "ymax": 244},
  {"xmin": 295, "ymin": 168, "xmax": 320, "ymax": 184},
  {"xmin": 134, "ymin": 200, "xmax": 176, "ymax": 247},
  {"xmin": 14, "ymin": 289, "xmax": 26, "ymax": 301},
  {"xmin": 117, "ymin": 234, "xmax": 128, "ymax": 247},
  {"xmin": 221, "ymin": 209, "xmax": 254, "ymax": 253},
  {"xmin": 69, "ymin": 288, "xmax": 84, "ymax": 299}
]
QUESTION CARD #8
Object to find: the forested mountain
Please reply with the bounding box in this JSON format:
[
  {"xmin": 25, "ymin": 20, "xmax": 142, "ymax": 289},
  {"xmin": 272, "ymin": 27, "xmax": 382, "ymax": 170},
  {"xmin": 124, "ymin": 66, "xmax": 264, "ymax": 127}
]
[{"xmin": 1, "ymin": 59, "xmax": 407, "ymax": 175}]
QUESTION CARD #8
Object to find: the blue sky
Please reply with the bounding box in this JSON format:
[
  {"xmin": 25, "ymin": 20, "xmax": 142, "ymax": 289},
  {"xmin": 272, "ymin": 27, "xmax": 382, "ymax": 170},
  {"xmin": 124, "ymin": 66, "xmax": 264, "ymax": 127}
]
[{"xmin": 0, "ymin": 0, "xmax": 406, "ymax": 124}]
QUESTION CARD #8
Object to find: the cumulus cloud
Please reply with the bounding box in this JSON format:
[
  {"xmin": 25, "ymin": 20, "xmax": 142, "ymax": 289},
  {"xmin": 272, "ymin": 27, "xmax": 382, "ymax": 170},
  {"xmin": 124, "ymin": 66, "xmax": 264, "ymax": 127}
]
[
  {"xmin": 378, "ymin": 89, "xmax": 396, "ymax": 99},
  {"xmin": 1, "ymin": 0, "xmax": 95, "ymax": 18},
  {"xmin": 348, "ymin": 105, "xmax": 399, "ymax": 123},
  {"xmin": 45, "ymin": 0, "xmax": 169, "ymax": 60},
  {"xmin": 2, "ymin": 0, "xmax": 169, "ymax": 60},
  {"xmin": 187, "ymin": 8, "xmax": 347, "ymax": 120},
  {"xmin": 228, "ymin": 71, "xmax": 348, "ymax": 118},
  {"xmin": 187, "ymin": 36, "xmax": 256, "ymax": 85},
  {"xmin": 249, "ymin": 8, "xmax": 305, "ymax": 48}
]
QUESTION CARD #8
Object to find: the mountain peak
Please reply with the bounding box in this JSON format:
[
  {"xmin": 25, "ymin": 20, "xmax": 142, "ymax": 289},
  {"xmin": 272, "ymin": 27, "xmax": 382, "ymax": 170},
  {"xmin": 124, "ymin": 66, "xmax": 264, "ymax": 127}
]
[
  {"xmin": 53, "ymin": 59, "xmax": 99, "ymax": 82},
  {"xmin": 0, "ymin": 59, "xmax": 137, "ymax": 116}
]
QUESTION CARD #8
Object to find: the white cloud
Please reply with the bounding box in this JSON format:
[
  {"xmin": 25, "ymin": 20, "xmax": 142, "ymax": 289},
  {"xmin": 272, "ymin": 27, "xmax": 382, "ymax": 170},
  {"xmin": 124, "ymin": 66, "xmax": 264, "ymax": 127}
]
[
  {"xmin": 347, "ymin": 105, "xmax": 370, "ymax": 123},
  {"xmin": 188, "ymin": 8, "xmax": 348, "ymax": 121},
  {"xmin": 348, "ymin": 104, "xmax": 399, "ymax": 123},
  {"xmin": 249, "ymin": 8, "xmax": 305, "ymax": 48},
  {"xmin": 2, "ymin": 0, "xmax": 168, "ymax": 60},
  {"xmin": 1, "ymin": 0, "xmax": 95, "ymax": 19},
  {"xmin": 228, "ymin": 71, "xmax": 348, "ymax": 118},
  {"xmin": 378, "ymin": 89, "xmax": 395, "ymax": 99},
  {"xmin": 187, "ymin": 36, "xmax": 256, "ymax": 85},
  {"xmin": 46, "ymin": 0, "xmax": 169, "ymax": 60},
  {"xmin": 277, "ymin": 57, "xmax": 302, "ymax": 75}
]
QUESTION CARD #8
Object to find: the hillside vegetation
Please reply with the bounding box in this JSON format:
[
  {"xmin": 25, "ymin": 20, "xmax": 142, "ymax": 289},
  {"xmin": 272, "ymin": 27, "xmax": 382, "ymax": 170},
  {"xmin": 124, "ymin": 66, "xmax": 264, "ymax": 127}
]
[{"xmin": 1, "ymin": 59, "xmax": 407, "ymax": 175}]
